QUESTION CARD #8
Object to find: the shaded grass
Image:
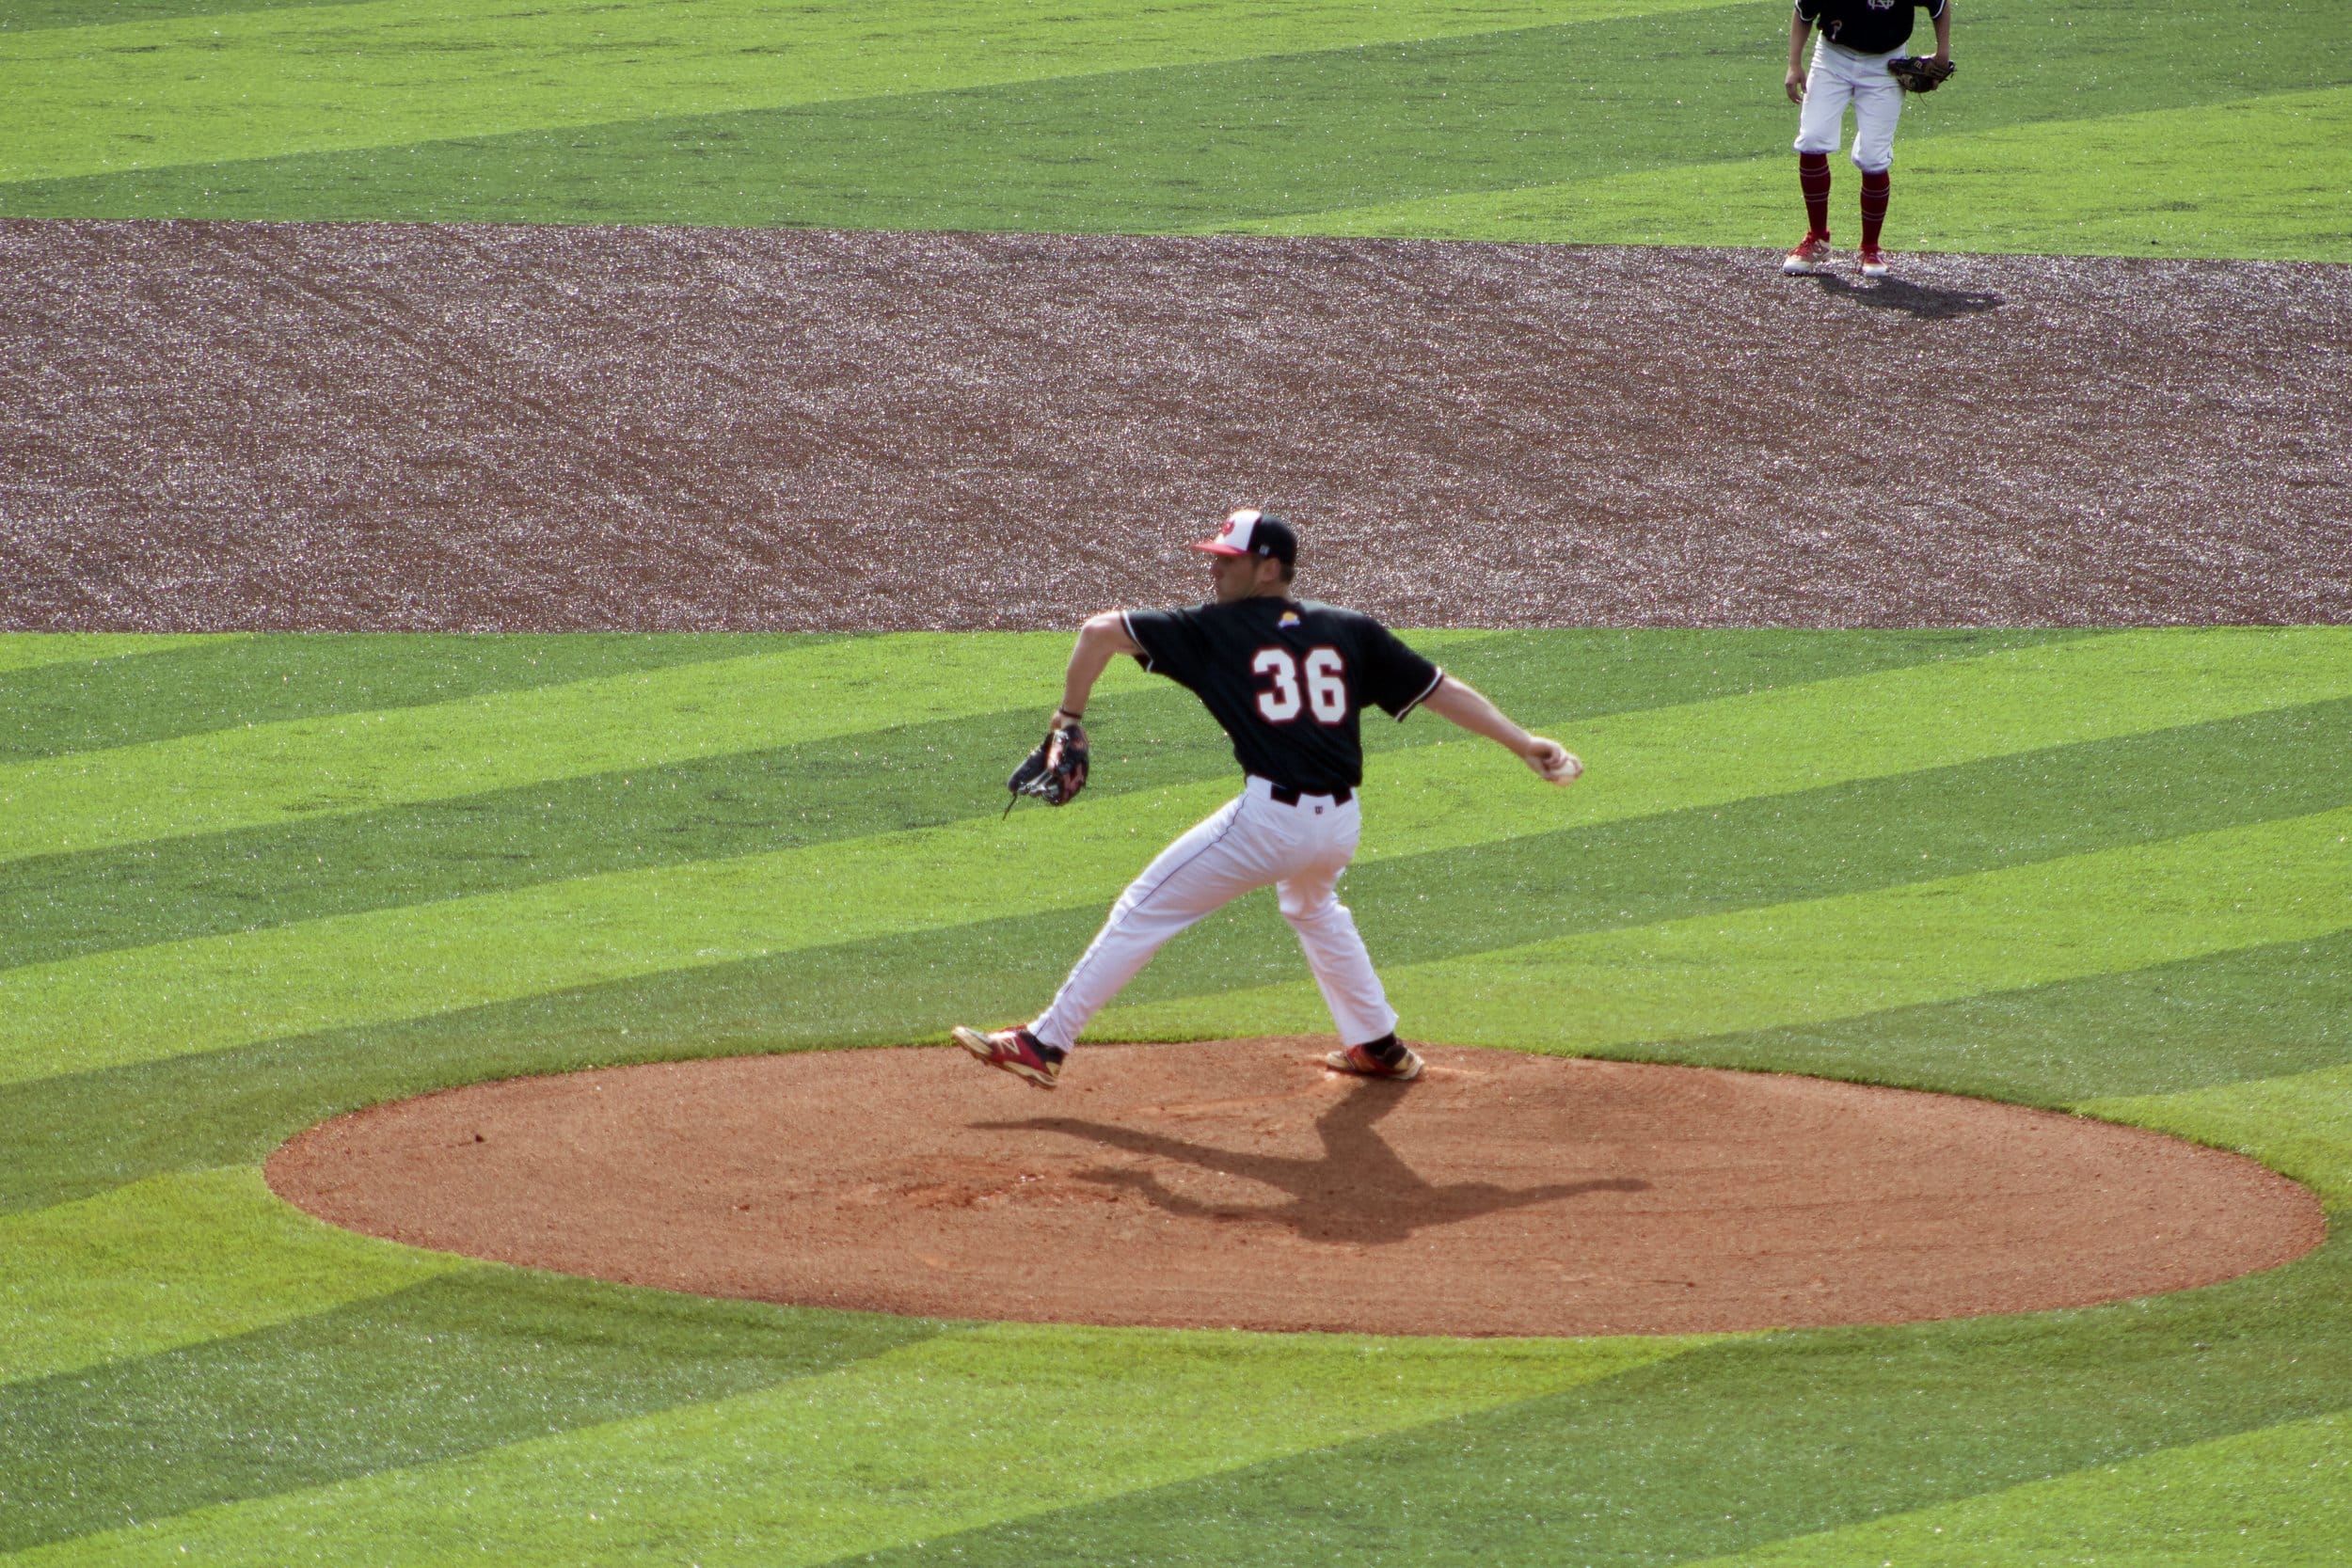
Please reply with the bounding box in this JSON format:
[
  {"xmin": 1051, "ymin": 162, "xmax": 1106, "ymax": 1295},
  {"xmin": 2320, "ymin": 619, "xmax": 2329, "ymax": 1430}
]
[
  {"xmin": 1, "ymin": 628, "xmax": 2068, "ymax": 970},
  {"xmin": 0, "ymin": 1272, "xmax": 938, "ymax": 1552}
]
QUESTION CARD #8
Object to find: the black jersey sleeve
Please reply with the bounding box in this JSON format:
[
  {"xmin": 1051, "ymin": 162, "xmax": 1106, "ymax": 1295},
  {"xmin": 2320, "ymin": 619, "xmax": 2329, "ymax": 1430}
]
[
  {"xmin": 1356, "ymin": 621, "xmax": 1444, "ymax": 720},
  {"xmin": 1120, "ymin": 607, "xmax": 1207, "ymax": 685}
]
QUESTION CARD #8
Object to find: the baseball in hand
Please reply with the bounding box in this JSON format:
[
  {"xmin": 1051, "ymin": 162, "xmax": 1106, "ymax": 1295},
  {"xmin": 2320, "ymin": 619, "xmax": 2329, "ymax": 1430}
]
[{"xmin": 1526, "ymin": 738, "xmax": 1581, "ymax": 786}]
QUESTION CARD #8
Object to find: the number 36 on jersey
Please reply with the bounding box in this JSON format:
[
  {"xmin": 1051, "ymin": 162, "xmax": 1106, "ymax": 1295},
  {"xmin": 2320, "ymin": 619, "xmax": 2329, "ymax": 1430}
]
[{"xmin": 1253, "ymin": 646, "xmax": 1348, "ymax": 724}]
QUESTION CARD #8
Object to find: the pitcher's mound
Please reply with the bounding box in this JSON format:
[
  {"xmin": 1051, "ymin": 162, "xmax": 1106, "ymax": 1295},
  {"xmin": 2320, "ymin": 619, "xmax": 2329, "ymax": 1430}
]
[{"xmin": 267, "ymin": 1040, "xmax": 2322, "ymax": 1337}]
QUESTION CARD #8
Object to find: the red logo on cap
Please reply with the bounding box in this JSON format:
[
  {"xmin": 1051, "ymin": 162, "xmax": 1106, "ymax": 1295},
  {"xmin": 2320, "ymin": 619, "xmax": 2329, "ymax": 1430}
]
[{"xmin": 1216, "ymin": 516, "xmax": 1238, "ymax": 538}]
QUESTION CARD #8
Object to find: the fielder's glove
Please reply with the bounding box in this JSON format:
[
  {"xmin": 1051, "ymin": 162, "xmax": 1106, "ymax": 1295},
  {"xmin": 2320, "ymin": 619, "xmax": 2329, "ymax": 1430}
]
[
  {"xmin": 1887, "ymin": 55, "xmax": 1955, "ymax": 92},
  {"xmin": 1007, "ymin": 720, "xmax": 1089, "ymax": 811}
]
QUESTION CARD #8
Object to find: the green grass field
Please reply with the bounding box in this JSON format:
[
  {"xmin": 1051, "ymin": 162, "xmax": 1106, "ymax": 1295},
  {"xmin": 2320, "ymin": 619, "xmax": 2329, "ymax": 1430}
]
[
  {"xmin": 3, "ymin": 629, "xmax": 2349, "ymax": 1564},
  {"xmin": 7, "ymin": 0, "xmax": 2352, "ymax": 1560},
  {"xmin": 2, "ymin": 0, "xmax": 2347, "ymax": 258}
]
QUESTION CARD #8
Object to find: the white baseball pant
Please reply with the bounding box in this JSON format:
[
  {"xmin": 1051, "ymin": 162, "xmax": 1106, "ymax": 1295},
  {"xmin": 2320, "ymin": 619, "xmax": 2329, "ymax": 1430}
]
[
  {"xmin": 1794, "ymin": 40, "xmax": 1906, "ymax": 172},
  {"xmin": 1030, "ymin": 776, "xmax": 1400, "ymax": 1052}
]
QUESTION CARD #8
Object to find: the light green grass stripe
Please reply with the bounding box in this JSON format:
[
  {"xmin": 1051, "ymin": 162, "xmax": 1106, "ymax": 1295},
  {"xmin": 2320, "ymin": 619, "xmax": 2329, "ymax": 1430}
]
[
  {"xmin": 0, "ymin": 634, "xmax": 243, "ymax": 676},
  {"xmin": 0, "ymin": 1166, "xmax": 457, "ymax": 1387},
  {"xmin": 0, "ymin": 0, "xmax": 1723, "ymax": 184},
  {"xmin": 1101, "ymin": 806, "xmax": 2352, "ymax": 1049},
  {"xmin": 1238, "ymin": 85, "xmax": 2352, "ymax": 261},
  {"xmin": 0, "ymin": 633, "xmax": 1083, "ymax": 862},
  {"xmin": 2082, "ymin": 1062, "xmax": 2352, "ymax": 1212},
  {"xmin": 1677, "ymin": 1409, "xmax": 2351, "ymax": 1567},
  {"xmin": 2, "ymin": 1323, "xmax": 1704, "ymax": 1567},
  {"xmin": 3, "ymin": 628, "xmax": 2345, "ymax": 1085}
]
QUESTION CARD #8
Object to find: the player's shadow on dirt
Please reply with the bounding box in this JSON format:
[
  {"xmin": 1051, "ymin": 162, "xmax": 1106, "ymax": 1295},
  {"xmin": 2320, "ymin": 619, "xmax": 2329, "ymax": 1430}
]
[
  {"xmin": 1808, "ymin": 275, "xmax": 2005, "ymax": 320},
  {"xmin": 979, "ymin": 1084, "xmax": 1647, "ymax": 1246}
]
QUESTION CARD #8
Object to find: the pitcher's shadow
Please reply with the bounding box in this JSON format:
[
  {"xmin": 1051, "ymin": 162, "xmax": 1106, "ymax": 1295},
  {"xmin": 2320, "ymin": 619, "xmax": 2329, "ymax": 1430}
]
[
  {"xmin": 979, "ymin": 1082, "xmax": 1646, "ymax": 1246},
  {"xmin": 1804, "ymin": 273, "xmax": 2005, "ymax": 320}
]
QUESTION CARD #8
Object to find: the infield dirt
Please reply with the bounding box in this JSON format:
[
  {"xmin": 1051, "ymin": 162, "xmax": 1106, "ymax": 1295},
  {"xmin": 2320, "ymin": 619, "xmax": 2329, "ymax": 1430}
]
[{"xmin": 4, "ymin": 219, "xmax": 2345, "ymax": 631}]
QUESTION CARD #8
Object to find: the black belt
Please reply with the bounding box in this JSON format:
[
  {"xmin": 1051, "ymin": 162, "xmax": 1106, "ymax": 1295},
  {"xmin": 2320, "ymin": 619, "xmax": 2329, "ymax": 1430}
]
[{"xmin": 1266, "ymin": 783, "xmax": 1353, "ymax": 806}]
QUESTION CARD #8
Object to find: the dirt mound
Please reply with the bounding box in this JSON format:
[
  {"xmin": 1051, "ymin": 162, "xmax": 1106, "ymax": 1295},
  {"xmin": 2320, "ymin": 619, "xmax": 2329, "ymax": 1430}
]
[
  {"xmin": 266, "ymin": 1041, "xmax": 2323, "ymax": 1337},
  {"xmin": 6, "ymin": 221, "xmax": 2345, "ymax": 631}
]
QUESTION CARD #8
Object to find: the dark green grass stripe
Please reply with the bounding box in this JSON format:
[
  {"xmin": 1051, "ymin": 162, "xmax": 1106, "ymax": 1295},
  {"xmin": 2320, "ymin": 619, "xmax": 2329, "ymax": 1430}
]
[
  {"xmin": 831, "ymin": 1237, "xmax": 2352, "ymax": 1568},
  {"xmin": 0, "ymin": 633, "xmax": 835, "ymax": 764},
  {"xmin": 0, "ymin": 0, "xmax": 358, "ymax": 31},
  {"xmin": 0, "ymin": 1272, "xmax": 936, "ymax": 1553},
  {"xmin": 8, "ymin": 0, "xmax": 2339, "ymax": 228},
  {"xmin": 1645, "ymin": 935, "xmax": 2352, "ymax": 1104},
  {"xmin": 4, "ymin": 697, "xmax": 2343, "ymax": 1214},
  {"xmin": 1, "ymin": 629, "xmax": 2065, "ymax": 970}
]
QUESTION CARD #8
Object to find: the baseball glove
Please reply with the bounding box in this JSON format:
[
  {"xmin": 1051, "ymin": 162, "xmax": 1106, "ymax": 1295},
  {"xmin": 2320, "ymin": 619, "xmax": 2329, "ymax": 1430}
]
[
  {"xmin": 1887, "ymin": 55, "xmax": 1955, "ymax": 93},
  {"xmin": 1006, "ymin": 721, "xmax": 1089, "ymax": 811}
]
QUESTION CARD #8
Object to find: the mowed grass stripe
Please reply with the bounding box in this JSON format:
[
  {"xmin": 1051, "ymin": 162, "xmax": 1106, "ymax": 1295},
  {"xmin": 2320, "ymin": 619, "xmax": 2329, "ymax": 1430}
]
[
  {"xmin": 1250, "ymin": 86, "xmax": 2352, "ymax": 261},
  {"xmin": 2, "ymin": 627, "xmax": 2342, "ymax": 1082},
  {"xmin": 0, "ymin": 1275, "xmax": 937, "ymax": 1555},
  {"xmin": 10, "ymin": 0, "xmax": 376, "ymax": 29},
  {"xmin": 0, "ymin": 1167, "xmax": 455, "ymax": 1387},
  {"xmin": 0, "ymin": 635, "xmax": 237, "ymax": 678},
  {"xmin": 9, "ymin": 726, "xmax": 2348, "ymax": 1215},
  {"xmin": 843, "ymin": 1238, "xmax": 2352, "ymax": 1568},
  {"xmin": 3, "ymin": 1328, "xmax": 1700, "ymax": 1567},
  {"xmin": 0, "ymin": 631, "xmax": 1158, "ymax": 862},
  {"xmin": 2, "ymin": 630, "xmax": 2066, "ymax": 971},
  {"xmin": 1681, "ymin": 1410, "xmax": 2352, "ymax": 1566},
  {"xmin": 12, "ymin": 0, "xmax": 2341, "ymax": 234},
  {"xmin": 0, "ymin": 632, "xmax": 835, "ymax": 765},
  {"xmin": 1099, "ymin": 806, "xmax": 2352, "ymax": 1047},
  {"xmin": 0, "ymin": 0, "xmax": 1708, "ymax": 184},
  {"xmin": 1618, "ymin": 928, "xmax": 2352, "ymax": 1106}
]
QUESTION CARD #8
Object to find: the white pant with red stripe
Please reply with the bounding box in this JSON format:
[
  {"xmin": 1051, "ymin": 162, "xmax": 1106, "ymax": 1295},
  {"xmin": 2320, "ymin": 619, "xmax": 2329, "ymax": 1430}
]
[{"xmin": 1030, "ymin": 776, "xmax": 1399, "ymax": 1052}]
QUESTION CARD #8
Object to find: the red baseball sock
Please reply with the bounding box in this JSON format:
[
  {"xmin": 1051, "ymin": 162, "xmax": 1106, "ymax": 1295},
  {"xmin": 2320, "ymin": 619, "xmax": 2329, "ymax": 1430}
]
[
  {"xmin": 1799, "ymin": 152, "xmax": 1832, "ymax": 238},
  {"xmin": 1860, "ymin": 168, "xmax": 1891, "ymax": 250}
]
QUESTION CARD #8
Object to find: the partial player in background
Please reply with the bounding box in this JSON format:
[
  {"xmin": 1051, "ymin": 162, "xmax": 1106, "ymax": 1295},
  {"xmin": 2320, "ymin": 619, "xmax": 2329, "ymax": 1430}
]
[
  {"xmin": 956, "ymin": 509, "xmax": 1580, "ymax": 1090},
  {"xmin": 1782, "ymin": 0, "xmax": 1954, "ymax": 278}
]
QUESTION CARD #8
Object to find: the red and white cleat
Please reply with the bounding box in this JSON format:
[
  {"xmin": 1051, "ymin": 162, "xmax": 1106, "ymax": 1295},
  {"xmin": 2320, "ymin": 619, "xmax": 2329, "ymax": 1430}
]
[
  {"xmin": 1323, "ymin": 1038, "xmax": 1425, "ymax": 1082},
  {"xmin": 1859, "ymin": 247, "xmax": 1891, "ymax": 278},
  {"xmin": 952, "ymin": 1025, "xmax": 1061, "ymax": 1088},
  {"xmin": 1782, "ymin": 233, "xmax": 1833, "ymax": 275}
]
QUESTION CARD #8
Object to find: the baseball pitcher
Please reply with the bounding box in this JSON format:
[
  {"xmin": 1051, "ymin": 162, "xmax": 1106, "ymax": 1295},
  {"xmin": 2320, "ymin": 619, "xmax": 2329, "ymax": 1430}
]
[{"xmin": 955, "ymin": 509, "xmax": 1580, "ymax": 1088}]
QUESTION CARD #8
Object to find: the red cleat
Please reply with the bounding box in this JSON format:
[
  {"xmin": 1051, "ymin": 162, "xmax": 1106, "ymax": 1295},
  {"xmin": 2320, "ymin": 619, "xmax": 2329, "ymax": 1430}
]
[
  {"xmin": 952, "ymin": 1025, "xmax": 1061, "ymax": 1088},
  {"xmin": 1859, "ymin": 246, "xmax": 1890, "ymax": 277},
  {"xmin": 1782, "ymin": 233, "xmax": 1833, "ymax": 275}
]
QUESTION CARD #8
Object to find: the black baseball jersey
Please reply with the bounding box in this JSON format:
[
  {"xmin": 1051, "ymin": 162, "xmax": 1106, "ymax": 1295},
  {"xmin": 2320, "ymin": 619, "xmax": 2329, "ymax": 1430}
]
[
  {"xmin": 1123, "ymin": 597, "xmax": 1442, "ymax": 796},
  {"xmin": 1798, "ymin": 0, "xmax": 1943, "ymax": 55}
]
